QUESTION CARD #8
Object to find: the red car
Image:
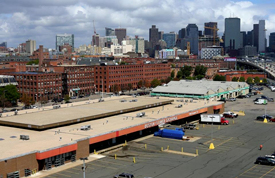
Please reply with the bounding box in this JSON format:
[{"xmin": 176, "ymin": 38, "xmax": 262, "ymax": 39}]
[{"xmin": 269, "ymin": 118, "xmax": 275, "ymax": 122}]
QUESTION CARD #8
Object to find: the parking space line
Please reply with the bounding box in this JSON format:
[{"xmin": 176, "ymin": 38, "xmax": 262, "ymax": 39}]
[
  {"xmin": 238, "ymin": 174, "xmax": 259, "ymax": 178},
  {"xmin": 54, "ymin": 172, "xmax": 71, "ymax": 177},
  {"xmin": 62, "ymin": 170, "xmax": 80, "ymax": 175},
  {"xmin": 260, "ymin": 166, "xmax": 275, "ymax": 178},
  {"xmin": 96, "ymin": 159, "xmax": 126, "ymax": 166},
  {"xmin": 238, "ymin": 165, "xmax": 258, "ymax": 177},
  {"xmin": 86, "ymin": 163, "xmax": 118, "ymax": 170}
]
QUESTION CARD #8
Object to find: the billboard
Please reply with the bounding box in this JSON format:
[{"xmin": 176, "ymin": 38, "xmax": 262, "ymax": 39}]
[{"xmin": 224, "ymin": 57, "xmax": 236, "ymax": 62}]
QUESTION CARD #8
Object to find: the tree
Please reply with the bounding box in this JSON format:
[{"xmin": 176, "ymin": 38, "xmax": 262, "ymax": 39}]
[
  {"xmin": 263, "ymin": 78, "xmax": 267, "ymax": 84},
  {"xmin": 64, "ymin": 95, "xmax": 70, "ymax": 103},
  {"xmin": 181, "ymin": 66, "xmax": 193, "ymax": 78},
  {"xmin": 39, "ymin": 96, "xmax": 48, "ymax": 107},
  {"xmin": 196, "ymin": 74, "xmax": 205, "ymax": 80},
  {"xmin": 20, "ymin": 94, "xmax": 35, "ymax": 107},
  {"xmin": 186, "ymin": 76, "xmax": 193, "ymax": 80},
  {"xmin": 151, "ymin": 79, "xmax": 161, "ymax": 88},
  {"xmin": 171, "ymin": 70, "xmax": 175, "ymax": 78},
  {"xmin": 0, "ymin": 85, "xmax": 20, "ymax": 105},
  {"xmin": 254, "ymin": 76, "xmax": 260, "ymax": 84},
  {"xmin": 246, "ymin": 77, "xmax": 253, "ymax": 84},
  {"xmin": 144, "ymin": 80, "xmax": 151, "ymax": 88},
  {"xmin": 171, "ymin": 63, "xmax": 176, "ymax": 68},
  {"xmin": 176, "ymin": 70, "xmax": 183, "ymax": 79},
  {"xmin": 26, "ymin": 59, "xmax": 39, "ymax": 65},
  {"xmin": 213, "ymin": 74, "xmax": 226, "ymax": 81},
  {"xmin": 232, "ymin": 77, "xmax": 239, "ymax": 82},
  {"xmin": 165, "ymin": 77, "xmax": 172, "ymax": 83},
  {"xmin": 113, "ymin": 84, "xmax": 119, "ymax": 94},
  {"xmin": 128, "ymin": 83, "xmax": 132, "ymax": 94},
  {"xmin": 239, "ymin": 77, "xmax": 245, "ymax": 82},
  {"xmin": 194, "ymin": 65, "xmax": 207, "ymax": 77},
  {"xmin": 137, "ymin": 80, "xmax": 143, "ymax": 88}
]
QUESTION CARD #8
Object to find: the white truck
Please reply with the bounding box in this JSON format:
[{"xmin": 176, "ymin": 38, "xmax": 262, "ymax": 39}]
[
  {"xmin": 200, "ymin": 114, "xmax": 229, "ymax": 125},
  {"xmin": 254, "ymin": 99, "xmax": 267, "ymax": 105}
]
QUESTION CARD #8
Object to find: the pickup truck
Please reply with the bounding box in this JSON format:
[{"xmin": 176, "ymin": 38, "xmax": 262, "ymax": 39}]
[
  {"xmin": 182, "ymin": 123, "xmax": 196, "ymax": 130},
  {"xmin": 223, "ymin": 111, "xmax": 238, "ymax": 118}
]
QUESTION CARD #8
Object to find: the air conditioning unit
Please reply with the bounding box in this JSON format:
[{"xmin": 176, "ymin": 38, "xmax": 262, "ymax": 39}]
[{"xmin": 20, "ymin": 135, "xmax": 29, "ymax": 140}]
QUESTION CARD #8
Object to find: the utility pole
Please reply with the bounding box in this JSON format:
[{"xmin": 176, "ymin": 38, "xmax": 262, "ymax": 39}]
[{"xmin": 80, "ymin": 157, "xmax": 88, "ymax": 178}]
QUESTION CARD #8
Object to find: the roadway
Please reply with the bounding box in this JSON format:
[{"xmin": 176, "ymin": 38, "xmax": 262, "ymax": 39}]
[{"xmin": 41, "ymin": 87, "xmax": 275, "ymax": 178}]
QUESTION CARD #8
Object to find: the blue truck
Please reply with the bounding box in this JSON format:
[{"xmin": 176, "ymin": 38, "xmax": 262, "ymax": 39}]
[{"xmin": 154, "ymin": 128, "xmax": 185, "ymax": 140}]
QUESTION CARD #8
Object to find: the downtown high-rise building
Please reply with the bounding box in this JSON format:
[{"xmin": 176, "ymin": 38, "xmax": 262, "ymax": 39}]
[
  {"xmin": 0, "ymin": 42, "xmax": 7, "ymax": 48},
  {"xmin": 26, "ymin": 39, "xmax": 36, "ymax": 55},
  {"xmin": 253, "ymin": 24, "xmax": 259, "ymax": 51},
  {"xmin": 115, "ymin": 28, "xmax": 126, "ymax": 45},
  {"xmin": 258, "ymin": 20, "xmax": 266, "ymax": 52},
  {"xmin": 224, "ymin": 17, "xmax": 241, "ymax": 50},
  {"xmin": 163, "ymin": 32, "xmax": 176, "ymax": 48},
  {"xmin": 105, "ymin": 27, "xmax": 115, "ymax": 36},
  {"xmin": 269, "ymin": 32, "xmax": 275, "ymax": 52},
  {"xmin": 56, "ymin": 34, "xmax": 74, "ymax": 51},
  {"xmin": 149, "ymin": 25, "xmax": 159, "ymax": 49},
  {"xmin": 204, "ymin": 22, "xmax": 218, "ymax": 37},
  {"xmin": 178, "ymin": 28, "xmax": 186, "ymax": 39},
  {"xmin": 186, "ymin": 24, "xmax": 199, "ymax": 55}
]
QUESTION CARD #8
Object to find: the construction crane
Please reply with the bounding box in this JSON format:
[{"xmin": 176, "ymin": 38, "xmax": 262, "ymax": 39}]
[
  {"xmin": 204, "ymin": 25, "xmax": 219, "ymax": 46},
  {"xmin": 93, "ymin": 20, "xmax": 96, "ymax": 35}
]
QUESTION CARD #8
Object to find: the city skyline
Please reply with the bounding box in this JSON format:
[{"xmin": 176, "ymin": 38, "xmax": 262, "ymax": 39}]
[{"xmin": 0, "ymin": 0, "xmax": 275, "ymax": 48}]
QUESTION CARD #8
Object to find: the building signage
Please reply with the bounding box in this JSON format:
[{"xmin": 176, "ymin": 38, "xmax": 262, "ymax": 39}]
[
  {"xmin": 189, "ymin": 111, "xmax": 198, "ymax": 116},
  {"xmin": 224, "ymin": 57, "xmax": 236, "ymax": 62}
]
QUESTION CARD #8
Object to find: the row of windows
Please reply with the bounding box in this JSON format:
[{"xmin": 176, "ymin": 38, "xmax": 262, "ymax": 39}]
[
  {"xmin": 16, "ymin": 75, "xmax": 61, "ymax": 80},
  {"xmin": 68, "ymin": 79, "xmax": 93, "ymax": 83},
  {"xmin": 19, "ymin": 87, "xmax": 62, "ymax": 93}
]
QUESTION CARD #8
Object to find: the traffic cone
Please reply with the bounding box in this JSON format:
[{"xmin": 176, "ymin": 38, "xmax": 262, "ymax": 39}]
[
  {"xmin": 209, "ymin": 143, "xmax": 215, "ymax": 149},
  {"xmin": 263, "ymin": 118, "xmax": 268, "ymax": 123}
]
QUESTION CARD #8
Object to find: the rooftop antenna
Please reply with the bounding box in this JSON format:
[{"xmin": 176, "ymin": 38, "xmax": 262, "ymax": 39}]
[{"xmin": 93, "ymin": 20, "xmax": 96, "ymax": 35}]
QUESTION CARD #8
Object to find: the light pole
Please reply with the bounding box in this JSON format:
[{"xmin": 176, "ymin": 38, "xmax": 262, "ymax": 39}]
[
  {"xmin": 209, "ymin": 116, "xmax": 215, "ymax": 149},
  {"xmin": 80, "ymin": 157, "xmax": 88, "ymax": 178}
]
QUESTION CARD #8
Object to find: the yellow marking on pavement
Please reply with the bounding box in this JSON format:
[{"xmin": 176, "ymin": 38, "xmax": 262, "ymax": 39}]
[
  {"xmin": 63, "ymin": 170, "xmax": 80, "ymax": 175},
  {"xmin": 216, "ymin": 137, "xmax": 233, "ymax": 147},
  {"xmin": 203, "ymin": 139, "xmax": 215, "ymax": 145},
  {"xmin": 162, "ymin": 149, "xmax": 197, "ymax": 157},
  {"xmin": 87, "ymin": 163, "xmax": 117, "ymax": 170},
  {"xmin": 238, "ymin": 165, "xmax": 258, "ymax": 177},
  {"xmin": 260, "ymin": 166, "xmax": 275, "ymax": 178},
  {"xmin": 238, "ymin": 174, "xmax": 259, "ymax": 178},
  {"xmin": 54, "ymin": 172, "xmax": 71, "ymax": 177}
]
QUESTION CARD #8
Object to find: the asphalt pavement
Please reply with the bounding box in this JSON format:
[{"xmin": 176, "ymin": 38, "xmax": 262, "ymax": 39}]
[{"xmin": 42, "ymin": 87, "xmax": 275, "ymax": 178}]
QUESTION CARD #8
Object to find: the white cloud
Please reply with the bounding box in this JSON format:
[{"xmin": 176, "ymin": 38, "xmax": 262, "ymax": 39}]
[{"xmin": 0, "ymin": 0, "xmax": 274, "ymax": 48}]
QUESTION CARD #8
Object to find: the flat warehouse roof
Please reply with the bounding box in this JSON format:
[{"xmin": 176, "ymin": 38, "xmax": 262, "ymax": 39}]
[{"xmin": 0, "ymin": 97, "xmax": 173, "ymax": 130}]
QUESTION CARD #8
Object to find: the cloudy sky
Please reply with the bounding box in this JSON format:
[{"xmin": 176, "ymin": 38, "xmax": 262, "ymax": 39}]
[{"xmin": 0, "ymin": 0, "xmax": 275, "ymax": 49}]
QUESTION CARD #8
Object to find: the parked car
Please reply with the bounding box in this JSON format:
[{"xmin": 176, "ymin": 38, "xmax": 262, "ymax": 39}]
[
  {"xmin": 113, "ymin": 173, "xmax": 134, "ymax": 178},
  {"xmin": 70, "ymin": 96, "xmax": 77, "ymax": 99},
  {"xmin": 57, "ymin": 98, "xmax": 64, "ymax": 102},
  {"xmin": 255, "ymin": 157, "xmax": 275, "ymax": 165},
  {"xmin": 10, "ymin": 108, "xmax": 19, "ymax": 111},
  {"xmin": 223, "ymin": 112, "xmax": 238, "ymax": 118},
  {"xmin": 227, "ymin": 98, "xmax": 236, "ymax": 102},
  {"xmin": 262, "ymin": 114, "xmax": 274, "ymax": 120},
  {"xmin": 182, "ymin": 123, "xmax": 196, "ymax": 130},
  {"xmin": 256, "ymin": 116, "xmax": 265, "ymax": 121},
  {"xmin": 65, "ymin": 101, "xmax": 72, "ymax": 103},
  {"xmin": 237, "ymin": 95, "xmax": 246, "ymax": 99},
  {"xmin": 218, "ymin": 98, "xmax": 226, "ymax": 103}
]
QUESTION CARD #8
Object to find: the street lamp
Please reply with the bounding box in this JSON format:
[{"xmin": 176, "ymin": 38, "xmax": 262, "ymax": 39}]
[
  {"xmin": 209, "ymin": 116, "xmax": 215, "ymax": 149},
  {"xmin": 80, "ymin": 157, "xmax": 88, "ymax": 178}
]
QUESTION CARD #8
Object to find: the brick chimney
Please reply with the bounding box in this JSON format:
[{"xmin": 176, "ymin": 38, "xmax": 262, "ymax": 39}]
[{"xmin": 38, "ymin": 45, "xmax": 43, "ymax": 72}]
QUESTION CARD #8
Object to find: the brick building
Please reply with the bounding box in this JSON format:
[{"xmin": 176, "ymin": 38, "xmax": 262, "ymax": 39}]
[
  {"xmin": 13, "ymin": 72, "xmax": 63, "ymax": 101},
  {"xmin": 217, "ymin": 71, "xmax": 265, "ymax": 81},
  {"xmin": 94, "ymin": 63, "xmax": 170, "ymax": 92}
]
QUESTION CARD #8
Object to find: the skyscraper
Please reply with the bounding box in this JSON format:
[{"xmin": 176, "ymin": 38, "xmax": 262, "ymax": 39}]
[
  {"xmin": 163, "ymin": 32, "xmax": 176, "ymax": 48},
  {"xmin": 247, "ymin": 31, "xmax": 253, "ymax": 46},
  {"xmin": 253, "ymin": 24, "xmax": 259, "ymax": 51},
  {"xmin": 26, "ymin": 39, "xmax": 36, "ymax": 55},
  {"xmin": 258, "ymin": 20, "xmax": 266, "ymax": 52},
  {"xmin": 115, "ymin": 28, "xmax": 126, "ymax": 45},
  {"xmin": 158, "ymin": 31, "xmax": 164, "ymax": 40},
  {"xmin": 105, "ymin": 27, "xmax": 115, "ymax": 36},
  {"xmin": 269, "ymin": 32, "xmax": 275, "ymax": 52},
  {"xmin": 56, "ymin": 34, "xmax": 74, "ymax": 51},
  {"xmin": 0, "ymin": 42, "xmax": 7, "ymax": 48},
  {"xmin": 224, "ymin": 17, "xmax": 241, "ymax": 50},
  {"xmin": 149, "ymin": 25, "xmax": 159, "ymax": 49},
  {"xmin": 178, "ymin": 28, "xmax": 185, "ymax": 39},
  {"xmin": 186, "ymin": 24, "xmax": 199, "ymax": 55},
  {"xmin": 204, "ymin": 22, "xmax": 218, "ymax": 37},
  {"xmin": 92, "ymin": 34, "xmax": 100, "ymax": 46},
  {"xmin": 240, "ymin": 31, "xmax": 247, "ymax": 47}
]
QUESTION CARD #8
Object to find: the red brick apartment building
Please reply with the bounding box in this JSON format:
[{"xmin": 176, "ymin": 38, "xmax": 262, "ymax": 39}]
[
  {"xmin": 94, "ymin": 63, "xmax": 170, "ymax": 92},
  {"xmin": 217, "ymin": 71, "xmax": 265, "ymax": 81},
  {"xmin": 13, "ymin": 72, "xmax": 63, "ymax": 101}
]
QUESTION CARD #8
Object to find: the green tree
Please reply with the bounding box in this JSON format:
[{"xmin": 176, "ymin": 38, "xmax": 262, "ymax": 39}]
[
  {"xmin": 232, "ymin": 77, "xmax": 239, "ymax": 82},
  {"xmin": 26, "ymin": 59, "xmax": 39, "ymax": 65},
  {"xmin": 151, "ymin": 79, "xmax": 161, "ymax": 88},
  {"xmin": 239, "ymin": 77, "xmax": 245, "ymax": 82},
  {"xmin": 254, "ymin": 76, "xmax": 260, "ymax": 84},
  {"xmin": 262, "ymin": 78, "xmax": 267, "ymax": 84},
  {"xmin": 171, "ymin": 70, "xmax": 175, "ymax": 78},
  {"xmin": 64, "ymin": 95, "xmax": 70, "ymax": 103},
  {"xmin": 137, "ymin": 80, "xmax": 143, "ymax": 88},
  {"xmin": 196, "ymin": 74, "xmax": 205, "ymax": 80},
  {"xmin": 246, "ymin": 77, "xmax": 253, "ymax": 84},
  {"xmin": 176, "ymin": 70, "xmax": 183, "ymax": 79},
  {"xmin": 171, "ymin": 63, "xmax": 176, "ymax": 68},
  {"xmin": 0, "ymin": 85, "xmax": 20, "ymax": 104},
  {"xmin": 165, "ymin": 77, "xmax": 172, "ymax": 83},
  {"xmin": 186, "ymin": 76, "xmax": 193, "ymax": 80},
  {"xmin": 213, "ymin": 74, "xmax": 226, "ymax": 81},
  {"xmin": 181, "ymin": 66, "xmax": 193, "ymax": 78},
  {"xmin": 194, "ymin": 65, "xmax": 207, "ymax": 76}
]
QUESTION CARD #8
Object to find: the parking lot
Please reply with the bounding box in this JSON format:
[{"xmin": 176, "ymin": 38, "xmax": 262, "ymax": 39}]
[{"xmin": 42, "ymin": 87, "xmax": 275, "ymax": 178}]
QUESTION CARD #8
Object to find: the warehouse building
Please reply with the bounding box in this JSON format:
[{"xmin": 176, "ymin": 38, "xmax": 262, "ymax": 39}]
[{"xmin": 151, "ymin": 80, "xmax": 249, "ymax": 100}]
